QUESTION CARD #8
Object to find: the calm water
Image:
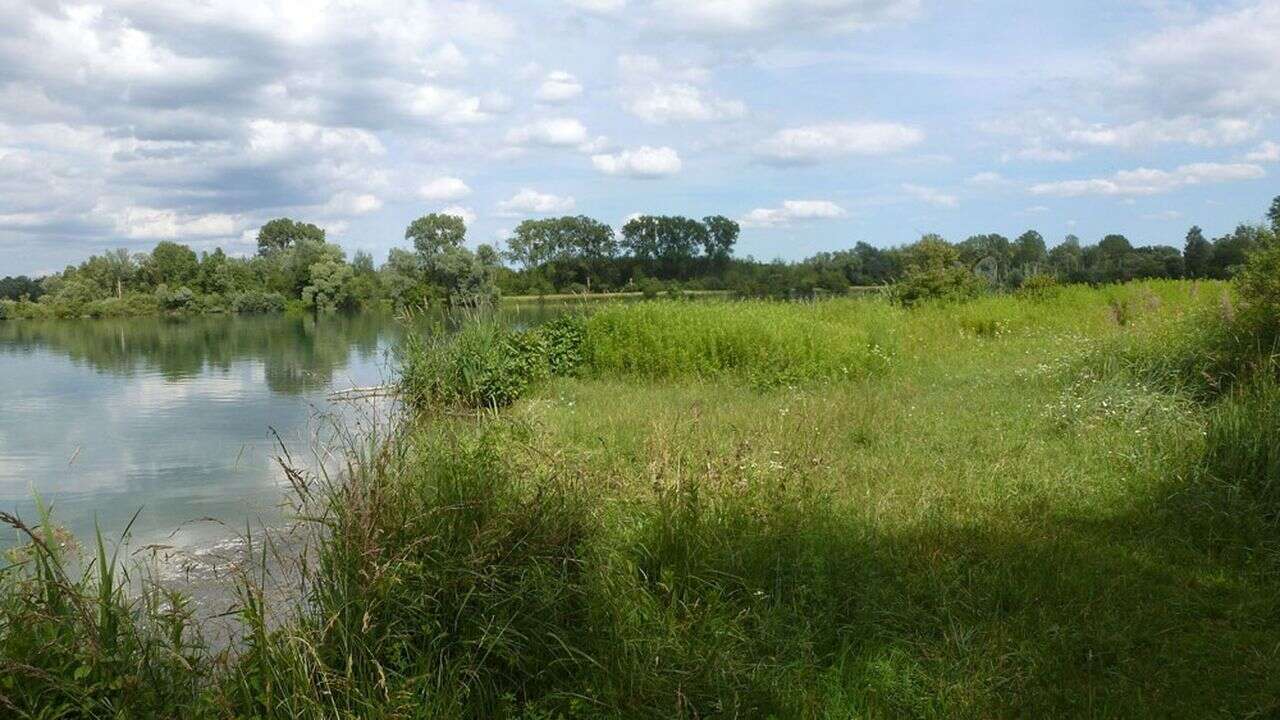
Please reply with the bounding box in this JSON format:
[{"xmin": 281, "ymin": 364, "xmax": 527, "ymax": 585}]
[{"xmin": 0, "ymin": 307, "xmax": 562, "ymax": 550}]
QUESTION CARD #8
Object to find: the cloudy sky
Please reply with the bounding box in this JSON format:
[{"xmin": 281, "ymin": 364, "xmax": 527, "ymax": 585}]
[{"xmin": 1, "ymin": 0, "xmax": 1278, "ymax": 274}]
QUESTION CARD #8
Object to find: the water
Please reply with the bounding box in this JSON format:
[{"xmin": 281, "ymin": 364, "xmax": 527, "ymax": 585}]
[{"xmin": 0, "ymin": 307, "xmax": 564, "ymax": 551}]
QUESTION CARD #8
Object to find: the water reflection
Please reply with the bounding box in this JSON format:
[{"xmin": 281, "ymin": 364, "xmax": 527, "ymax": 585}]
[{"xmin": 0, "ymin": 305, "xmax": 565, "ymax": 547}]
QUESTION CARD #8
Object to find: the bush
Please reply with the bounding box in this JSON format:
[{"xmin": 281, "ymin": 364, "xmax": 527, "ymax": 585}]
[
  {"xmin": 155, "ymin": 284, "xmax": 197, "ymax": 312},
  {"xmin": 230, "ymin": 290, "xmax": 286, "ymax": 314},
  {"xmin": 890, "ymin": 265, "xmax": 985, "ymax": 307},
  {"xmin": 1018, "ymin": 273, "xmax": 1060, "ymax": 299},
  {"xmin": 400, "ymin": 321, "xmax": 546, "ymax": 410},
  {"xmin": 540, "ymin": 314, "xmax": 587, "ymax": 377}
]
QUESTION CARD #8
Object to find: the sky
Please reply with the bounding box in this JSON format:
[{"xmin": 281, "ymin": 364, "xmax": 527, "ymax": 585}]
[{"xmin": 1, "ymin": 0, "xmax": 1279, "ymax": 275}]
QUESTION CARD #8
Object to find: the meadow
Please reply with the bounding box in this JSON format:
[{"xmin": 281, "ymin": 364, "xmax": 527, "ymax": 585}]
[{"xmin": 3, "ymin": 264, "xmax": 1280, "ymax": 717}]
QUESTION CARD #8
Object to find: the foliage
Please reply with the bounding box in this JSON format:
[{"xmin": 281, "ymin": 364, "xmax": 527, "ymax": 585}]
[
  {"xmin": 257, "ymin": 217, "xmax": 324, "ymax": 256},
  {"xmin": 890, "ymin": 234, "xmax": 986, "ymax": 306},
  {"xmin": 230, "ymin": 289, "xmax": 287, "ymax": 314},
  {"xmin": 301, "ymin": 257, "xmax": 355, "ymax": 312},
  {"xmin": 399, "ymin": 321, "xmax": 545, "ymax": 410}
]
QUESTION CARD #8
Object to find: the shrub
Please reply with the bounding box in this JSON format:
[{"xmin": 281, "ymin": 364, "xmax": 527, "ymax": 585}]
[
  {"xmin": 400, "ymin": 321, "xmax": 546, "ymax": 410},
  {"xmin": 230, "ymin": 290, "xmax": 286, "ymax": 314},
  {"xmin": 538, "ymin": 314, "xmax": 587, "ymax": 377},
  {"xmin": 1018, "ymin": 273, "xmax": 1060, "ymax": 299},
  {"xmin": 155, "ymin": 284, "xmax": 197, "ymax": 312}
]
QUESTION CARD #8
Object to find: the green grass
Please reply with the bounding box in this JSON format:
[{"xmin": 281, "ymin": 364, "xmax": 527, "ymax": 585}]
[{"xmin": 4, "ymin": 279, "xmax": 1280, "ymax": 718}]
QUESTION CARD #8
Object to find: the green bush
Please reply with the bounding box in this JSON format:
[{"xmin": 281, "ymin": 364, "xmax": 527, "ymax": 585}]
[
  {"xmin": 1018, "ymin": 273, "xmax": 1060, "ymax": 299},
  {"xmin": 400, "ymin": 321, "xmax": 545, "ymax": 410},
  {"xmin": 230, "ymin": 290, "xmax": 287, "ymax": 314},
  {"xmin": 539, "ymin": 314, "xmax": 587, "ymax": 377}
]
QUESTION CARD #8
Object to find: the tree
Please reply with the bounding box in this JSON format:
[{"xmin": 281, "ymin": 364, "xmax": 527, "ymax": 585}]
[
  {"xmin": 702, "ymin": 215, "xmax": 739, "ymax": 263},
  {"xmin": 143, "ymin": 241, "xmax": 199, "ymax": 288},
  {"xmin": 302, "ymin": 257, "xmax": 355, "ymax": 312},
  {"xmin": 257, "ymin": 218, "xmax": 324, "ymax": 256},
  {"xmin": 1268, "ymin": 195, "xmax": 1280, "ymax": 235},
  {"xmin": 620, "ymin": 216, "xmax": 662, "ymax": 262},
  {"xmin": 1208, "ymin": 224, "xmax": 1264, "ymax": 278},
  {"xmin": 1183, "ymin": 226, "xmax": 1212, "ymax": 279},
  {"xmin": 1048, "ymin": 235, "xmax": 1083, "ymax": 280},
  {"xmin": 1098, "ymin": 234, "xmax": 1132, "ymax": 257},
  {"xmin": 406, "ymin": 214, "xmax": 466, "ymax": 257},
  {"xmin": 1012, "ymin": 230, "xmax": 1047, "ymax": 270},
  {"xmin": 958, "ymin": 234, "xmax": 1011, "ymax": 277},
  {"xmin": 892, "ymin": 234, "xmax": 984, "ymax": 306}
]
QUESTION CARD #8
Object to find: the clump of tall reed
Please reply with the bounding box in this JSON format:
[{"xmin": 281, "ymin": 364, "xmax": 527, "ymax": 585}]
[
  {"xmin": 399, "ymin": 314, "xmax": 587, "ymax": 411},
  {"xmin": 0, "ymin": 501, "xmax": 213, "ymax": 717},
  {"xmin": 582, "ymin": 298, "xmax": 896, "ymax": 386}
]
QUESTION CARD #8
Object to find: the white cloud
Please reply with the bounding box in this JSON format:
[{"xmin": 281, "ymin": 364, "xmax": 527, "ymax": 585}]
[
  {"xmin": 536, "ymin": 71, "xmax": 584, "ymax": 103},
  {"xmin": 439, "ymin": 205, "xmax": 477, "ymax": 226},
  {"xmin": 758, "ymin": 122, "xmax": 923, "ymax": 164},
  {"xmin": 1246, "ymin": 141, "xmax": 1280, "ymax": 163},
  {"xmin": 625, "ymin": 83, "xmax": 746, "ymax": 124},
  {"xmin": 1060, "ymin": 117, "xmax": 1258, "ymax": 149},
  {"xmin": 505, "ymin": 117, "xmax": 590, "ymax": 147},
  {"xmin": 246, "ymin": 119, "xmax": 384, "ymax": 158},
  {"xmin": 617, "ymin": 55, "xmax": 744, "ymax": 124},
  {"xmin": 403, "ymin": 85, "xmax": 489, "ymax": 125},
  {"xmin": 1120, "ymin": 2, "xmax": 1280, "ymax": 115},
  {"xmin": 649, "ymin": 0, "xmax": 922, "ymax": 35},
  {"xmin": 1002, "ymin": 146, "xmax": 1076, "ymax": 163},
  {"xmin": 740, "ymin": 199, "xmax": 846, "ymax": 227},
  {"xmin": 99, "ymin": 204, "xmax": 244, "ymax": 240},
  {"xmin": 1030, "ymin": 162, "xmax": 1266, "ymax": 197},
  {"xmin": 419, "ymin": 177, "xmax": 472, "ymax": 201},
  {"xmin": 591, "ymin": 146, "xmax": 682, "ymax": 177},
  {"xmin": 497, "ymin": 188, "xmax": 576, "ymax": 215},
  {"xmin": 901, "ymin": 183, "xmax": 958, "ymax": 208},
  {"xmin": 1142, "ymin": 210, "xmax": 1184, "ymax": 221},
  {"xmin": 966, "ymin": 171, "xmax": 1011, "ymax": 188},
  {"xmin": 566, "ymin": 0, "xmax": 627, "ymax": 11},
  {"xmin": 324, "ymin": 192, "xmax": 383, "ymax": 215}
]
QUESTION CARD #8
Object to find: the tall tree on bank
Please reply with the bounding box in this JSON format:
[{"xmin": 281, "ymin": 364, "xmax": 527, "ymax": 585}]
[
  {"xmin": 1268, "ymin": 195, "xmax": 1280, "ymax": 235},
  {"xmin": 1183, "ymin": 226, "xmax": 1212, "ymax": 279},
  {"xmin": 701, "ymin": 215, "xmax": 740, "ymax": 266},
  {"xmin": 257, "ymin": 218, "xmax": 325, "ymax": 256}
]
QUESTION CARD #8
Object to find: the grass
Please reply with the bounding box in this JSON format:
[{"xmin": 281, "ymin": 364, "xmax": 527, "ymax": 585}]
[{"xmin": 4, "ymin": 278, "xmax": 1280, "ymax": 717}]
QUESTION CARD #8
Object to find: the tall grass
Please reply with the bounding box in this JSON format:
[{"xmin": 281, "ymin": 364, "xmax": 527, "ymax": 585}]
[
  {"xmin": 583, "ymin": 298, "xmax": 899, "ymax": 386},
  {"xmin": 0, "ymin": 501, "xmax": 212, "ymax": 717}
]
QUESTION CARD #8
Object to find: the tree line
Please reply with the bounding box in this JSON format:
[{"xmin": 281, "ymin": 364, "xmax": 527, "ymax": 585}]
[{"xmin": 2, "ymin": 197, "xmax": 1278, "ymax": 319}]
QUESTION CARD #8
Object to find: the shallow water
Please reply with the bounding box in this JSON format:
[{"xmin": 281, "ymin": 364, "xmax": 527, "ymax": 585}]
[{"xmin": 0, "ymin": 306, "xmax": 563, "ymax": 551}]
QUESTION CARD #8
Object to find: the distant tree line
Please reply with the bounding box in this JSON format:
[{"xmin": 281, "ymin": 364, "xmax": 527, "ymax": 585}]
[{"xmin": 3, "ymin": 196, "xmax": 1278, "ymax": 319}]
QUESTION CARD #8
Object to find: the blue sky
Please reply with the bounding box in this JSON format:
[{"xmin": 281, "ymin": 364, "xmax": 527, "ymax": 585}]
[{"xmin": 1, "ymin": 0, "xmax": 1278, "ymax": 274}]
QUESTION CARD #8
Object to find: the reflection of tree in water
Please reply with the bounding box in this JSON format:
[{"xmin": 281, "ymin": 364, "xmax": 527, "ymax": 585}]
[
  {"xmin": 0, "ymin": 313, "xmax": 390, "ymax": 395},
  {"xmin": 0, "ymin": 303, "xmax": 569, "ymax": 395}
]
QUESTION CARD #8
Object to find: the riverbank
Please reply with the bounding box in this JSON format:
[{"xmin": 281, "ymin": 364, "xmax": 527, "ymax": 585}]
[{"xmin": 4, "ymin": 277, "xmax": 1280, "ymax": 717}]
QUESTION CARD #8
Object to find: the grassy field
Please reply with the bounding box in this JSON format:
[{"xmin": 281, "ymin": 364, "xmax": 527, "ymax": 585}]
[{"xmin": 4, "ymin": 278, "xmax": 1280, "ymax": 718}]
